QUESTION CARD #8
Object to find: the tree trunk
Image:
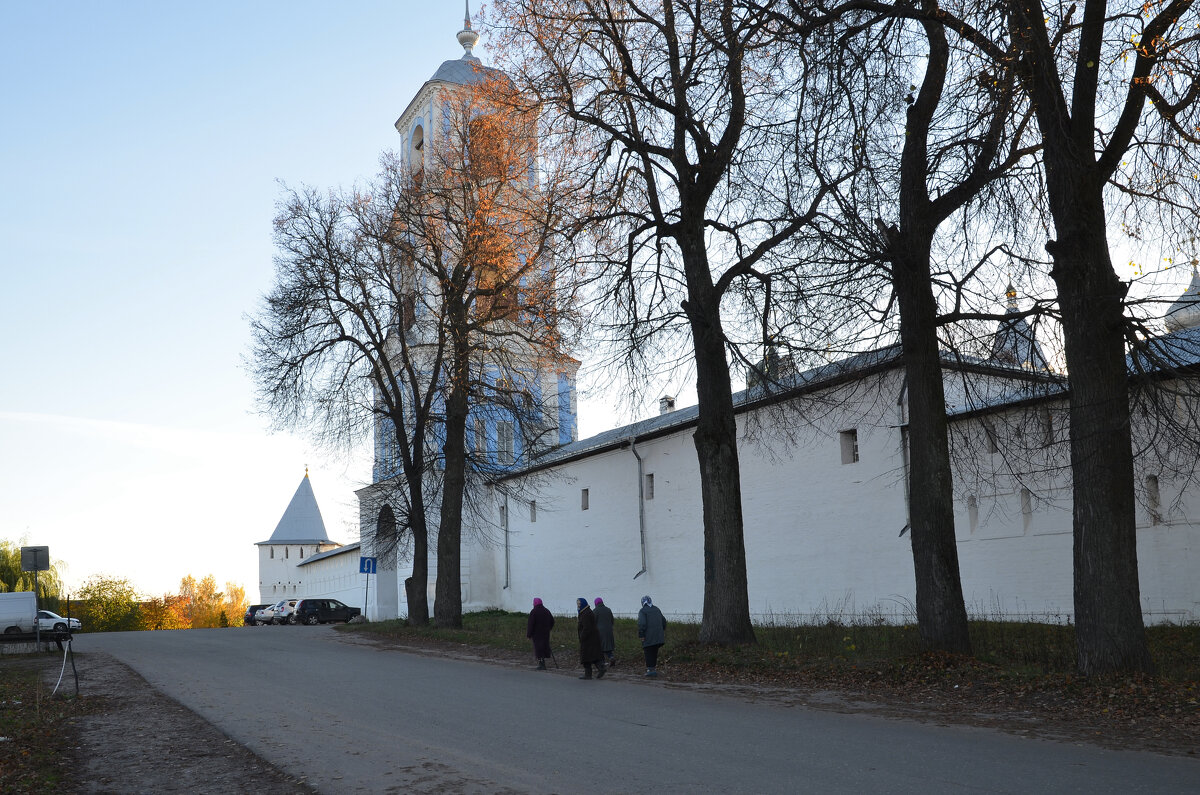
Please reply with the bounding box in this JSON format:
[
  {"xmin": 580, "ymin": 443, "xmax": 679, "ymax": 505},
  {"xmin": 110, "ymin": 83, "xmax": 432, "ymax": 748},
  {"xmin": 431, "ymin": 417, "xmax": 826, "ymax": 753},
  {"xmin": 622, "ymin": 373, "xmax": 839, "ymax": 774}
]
[
  {"xmin": 1044, "ymin": 189, "xmax": 1152, "ymax": 675},
  {"xmin": 679, "ymin": 231, "xmax": 756, "ymax": 646},
  {"xmin": 434, "ymin": 306, "xmax": 470, "ymax": 629},
  {"xmin": 893, "ymin": 239, "xmax": 972, "ymax": 654},
  {"xmin": 889, "ymin": 17, "xmax": 971, "ymax": 655},
  {"xmin": 1006, "ymin": 0, "xmax": 1155, "ymax": 672},
  {"xmin": 404, "ymin": 461, "xmax": 430, "ymax": 627}
]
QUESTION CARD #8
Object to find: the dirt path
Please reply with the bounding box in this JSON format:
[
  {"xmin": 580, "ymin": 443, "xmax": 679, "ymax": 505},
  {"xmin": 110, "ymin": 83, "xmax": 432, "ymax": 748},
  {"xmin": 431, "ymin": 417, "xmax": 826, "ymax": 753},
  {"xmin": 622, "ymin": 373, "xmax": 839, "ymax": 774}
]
[{"xmin": 64, "ymin": 653, "xmax": 316, "ymax": 794}]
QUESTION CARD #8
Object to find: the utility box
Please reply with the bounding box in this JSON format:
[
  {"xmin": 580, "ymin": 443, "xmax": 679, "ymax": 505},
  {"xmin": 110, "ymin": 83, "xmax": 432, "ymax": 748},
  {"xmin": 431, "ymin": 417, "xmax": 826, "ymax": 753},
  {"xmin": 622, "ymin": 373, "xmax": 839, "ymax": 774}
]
[{"xmin": 0, "ymin": 591, "xmax": 37, "ymax": 635}]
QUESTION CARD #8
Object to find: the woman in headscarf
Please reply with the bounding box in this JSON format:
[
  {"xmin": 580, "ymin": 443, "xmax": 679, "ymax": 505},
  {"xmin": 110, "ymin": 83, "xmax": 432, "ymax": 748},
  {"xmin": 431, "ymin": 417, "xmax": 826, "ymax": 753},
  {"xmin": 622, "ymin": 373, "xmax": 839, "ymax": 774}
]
[
  {"xmin": 593, "ymin": 597, "xmax": 616, "ymax": 666},
  {"xmin": 575, "ymin": 597, "xmax": 606, "ymax": 679},
  {"xmin": 526, "ymin": 598, "xmax": 555, "ymax": 670},
  {"xmin": 637, "ymin": 595, "xmax": 667, "ymax": 678}
]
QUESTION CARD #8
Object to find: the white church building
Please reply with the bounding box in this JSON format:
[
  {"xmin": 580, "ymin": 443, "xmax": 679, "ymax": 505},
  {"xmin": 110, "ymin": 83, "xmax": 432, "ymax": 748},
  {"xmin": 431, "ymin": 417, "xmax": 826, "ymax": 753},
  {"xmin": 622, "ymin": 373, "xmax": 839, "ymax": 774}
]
[{"xmin": 258, "ymin": 15, "xmax": 1200, "ymax": 625}]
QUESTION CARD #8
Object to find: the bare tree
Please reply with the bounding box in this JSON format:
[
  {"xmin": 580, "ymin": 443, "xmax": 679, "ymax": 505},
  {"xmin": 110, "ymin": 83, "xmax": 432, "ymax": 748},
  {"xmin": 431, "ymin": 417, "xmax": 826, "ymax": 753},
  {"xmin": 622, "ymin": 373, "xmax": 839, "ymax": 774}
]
[
  {"xmin": 771, "ymin": 0, "xmax": 1044, "ymax": 653},
  {"xmin": 809, "ymin": 0, "xmax": 1200, "ymax": 673},
  {"xmin": 491, "ymin": 0, "xmax": 864, "ymax": 644},
  {"xmin": 1004, "ymin": 0, "xmax": 1200, "ymax": 674},
  {"xmin": 252, "ymin": 171, "xmax": 446, "ymax": 625}
]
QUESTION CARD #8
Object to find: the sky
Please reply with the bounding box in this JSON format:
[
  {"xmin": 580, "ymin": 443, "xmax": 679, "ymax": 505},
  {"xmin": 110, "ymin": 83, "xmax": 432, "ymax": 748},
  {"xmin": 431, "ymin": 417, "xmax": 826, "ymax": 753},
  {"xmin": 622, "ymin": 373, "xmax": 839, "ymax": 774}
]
[{"xmin": 0, "ymin": 1, "xmax": 643, "ymax": 601}]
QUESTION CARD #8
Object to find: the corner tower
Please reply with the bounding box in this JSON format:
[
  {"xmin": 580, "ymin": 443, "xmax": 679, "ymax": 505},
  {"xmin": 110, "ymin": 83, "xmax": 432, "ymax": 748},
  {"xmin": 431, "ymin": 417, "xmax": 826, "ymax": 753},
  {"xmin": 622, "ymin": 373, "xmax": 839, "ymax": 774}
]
[{"xmin": 256, "ymin": 472, "xmax": 341, "ymax": 603}]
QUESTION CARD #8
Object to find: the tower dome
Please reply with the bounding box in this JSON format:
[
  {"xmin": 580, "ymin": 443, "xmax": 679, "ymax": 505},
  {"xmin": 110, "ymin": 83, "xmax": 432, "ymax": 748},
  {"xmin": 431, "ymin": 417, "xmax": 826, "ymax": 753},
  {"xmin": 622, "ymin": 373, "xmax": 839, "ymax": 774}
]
[
  {"xmin": 991, "ymin": 281, "xmax": 1048, "ymax": 370},
  {"xmin": 1164, "ymin": 261, "xmax": 1200, "ymax": 333}
]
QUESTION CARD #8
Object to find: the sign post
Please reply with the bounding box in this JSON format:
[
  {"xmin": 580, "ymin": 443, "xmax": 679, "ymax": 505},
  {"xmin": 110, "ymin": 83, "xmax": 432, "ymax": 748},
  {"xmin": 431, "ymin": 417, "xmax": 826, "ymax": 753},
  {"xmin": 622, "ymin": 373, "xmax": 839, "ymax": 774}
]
[
  {"xmin": 21, "ymin": 546, "xmax": 49, "ymax": 644},
  {"xmin": 359, "ymin": 556, "xmax": 377, "ymax": 620}
]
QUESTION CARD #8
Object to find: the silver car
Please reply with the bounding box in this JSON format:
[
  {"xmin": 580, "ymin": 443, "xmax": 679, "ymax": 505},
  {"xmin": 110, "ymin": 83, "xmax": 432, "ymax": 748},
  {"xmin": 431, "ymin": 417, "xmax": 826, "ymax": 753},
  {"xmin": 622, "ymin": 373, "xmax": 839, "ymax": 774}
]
[{"xmin": 36, "ymin": 610, "xmax": 81, "ymax": 633}]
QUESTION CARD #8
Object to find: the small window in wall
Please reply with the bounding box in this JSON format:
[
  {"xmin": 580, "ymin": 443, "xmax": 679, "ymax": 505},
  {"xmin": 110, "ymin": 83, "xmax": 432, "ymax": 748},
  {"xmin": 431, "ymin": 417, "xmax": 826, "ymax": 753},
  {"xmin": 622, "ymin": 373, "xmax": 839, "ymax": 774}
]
[
  {"xmin": 839, "ymin": 429, "xmax": 859, "ymax": 464},
  {"xmin": 530, "ymin": 500, "xmax": 537, "ymax": 523},
  {"xmin": 967, "ymin": 495, "xmax": 979, "ymax": 534},
  {"xmin": 270, "ymin": 547, "xmax": 274, "ymax": 559},
  {"xmin": 285, "ymin": 547, "xmax": 289, "ymax": 559},
  {"xmin": 474, "ymin": 418, "xmax": 487, "ymax": 458},
  {"xmin": 497, "ymin": 421, "xmax": 515, "ymax": 465},
  {"xmin": 1146, "ymin": 475, "xmax": 1162, "ymax": 525},
  {"xmin": 984, "ymin": 420, "xmax": 999, "ymax": 454},
  {"xmin": 499, "ymin": 503, "xmax": 508, "ymax": 531},
  {"xmin": 299, "ymin": 547, "xmax": 304, "ymax": 560},
  {"xmin": 1021, "ymin": 487, "xmax": 1033, "ymax": 532},
  {"xmin": 581, "ymin": 488, "xmax": 590, "ymax": 510},
  {"xmin": 1039, "ymin": 408, "xmax": 1054, "ymax": 447},
  {"xmin": 645, "ymin": 473, "xmax": 655, "ymax": 500}
]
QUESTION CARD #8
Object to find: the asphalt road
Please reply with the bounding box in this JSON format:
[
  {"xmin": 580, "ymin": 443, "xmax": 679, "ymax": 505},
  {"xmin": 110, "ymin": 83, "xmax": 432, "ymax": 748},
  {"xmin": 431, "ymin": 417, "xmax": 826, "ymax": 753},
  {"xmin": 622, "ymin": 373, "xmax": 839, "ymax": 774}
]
[{"xmin": 79, "ymin": 627, "xmax": 1198, "ymax": 793}]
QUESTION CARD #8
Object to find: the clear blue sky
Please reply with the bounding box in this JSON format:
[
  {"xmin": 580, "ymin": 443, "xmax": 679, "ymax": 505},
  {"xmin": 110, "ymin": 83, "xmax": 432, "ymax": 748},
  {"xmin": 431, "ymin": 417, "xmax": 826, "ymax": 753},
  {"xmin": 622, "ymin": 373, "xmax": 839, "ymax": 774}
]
[{"xmin": 0, "ymin": 1, "xmax": 628, "ymax": 600}]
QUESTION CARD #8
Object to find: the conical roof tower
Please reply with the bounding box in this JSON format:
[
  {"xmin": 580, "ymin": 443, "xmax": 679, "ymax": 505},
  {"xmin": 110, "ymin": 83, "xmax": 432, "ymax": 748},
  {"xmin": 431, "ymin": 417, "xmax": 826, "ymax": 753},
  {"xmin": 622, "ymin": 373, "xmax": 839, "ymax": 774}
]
[{"xmin": 260, "ymin": 471, "xmax": 332, "ymax": 545}]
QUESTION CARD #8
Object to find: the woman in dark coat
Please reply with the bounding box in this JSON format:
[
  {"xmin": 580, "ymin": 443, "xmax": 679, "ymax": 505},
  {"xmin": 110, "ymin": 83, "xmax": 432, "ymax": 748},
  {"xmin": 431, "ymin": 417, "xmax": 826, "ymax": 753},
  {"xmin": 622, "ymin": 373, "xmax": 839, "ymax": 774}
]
[
  {"xmin": 526, "ymin": 598, "xmax": 555, "ymax": 670},
  {"xmin": 593, "ymin": 597, "xmax": 616, "ymax": 665},
  {"xmin": 576, "ymin": 597, "xmax": 607, "ymax": 679},
  {"xmin": 637, "ymin": 594, "xmax": 667, "ymax": 678}
]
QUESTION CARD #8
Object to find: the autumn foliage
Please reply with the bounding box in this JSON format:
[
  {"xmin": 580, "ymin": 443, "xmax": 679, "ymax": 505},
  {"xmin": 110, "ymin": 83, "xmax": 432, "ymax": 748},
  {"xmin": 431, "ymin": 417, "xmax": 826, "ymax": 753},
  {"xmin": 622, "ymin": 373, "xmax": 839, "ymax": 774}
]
[{"xmin": 74, "ymin": 573, "xmax": 248, "ymax": 631}]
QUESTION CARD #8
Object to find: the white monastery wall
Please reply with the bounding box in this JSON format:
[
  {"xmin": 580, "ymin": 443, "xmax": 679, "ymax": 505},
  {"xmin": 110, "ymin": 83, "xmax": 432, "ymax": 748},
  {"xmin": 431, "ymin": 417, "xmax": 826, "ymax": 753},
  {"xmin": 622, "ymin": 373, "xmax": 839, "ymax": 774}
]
[
  {"xmin": 296, "ymin": 549, "xmax": 367, "ymax": 610},
  {"xmin": 451, "ymin": 368, "xmax": 1199, "ymax": 624}
]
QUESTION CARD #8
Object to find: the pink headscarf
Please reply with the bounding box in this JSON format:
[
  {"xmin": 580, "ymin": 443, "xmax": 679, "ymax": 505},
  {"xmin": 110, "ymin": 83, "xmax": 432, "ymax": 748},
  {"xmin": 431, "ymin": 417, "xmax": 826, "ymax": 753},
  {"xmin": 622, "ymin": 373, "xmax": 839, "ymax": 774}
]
[
  {"xmin": 533, "ymin": 598, "xmax": 543, "ymax": 606},
  {"xmin": 594, "ymin": 597, "xmax": 604, "ymax": 606}
]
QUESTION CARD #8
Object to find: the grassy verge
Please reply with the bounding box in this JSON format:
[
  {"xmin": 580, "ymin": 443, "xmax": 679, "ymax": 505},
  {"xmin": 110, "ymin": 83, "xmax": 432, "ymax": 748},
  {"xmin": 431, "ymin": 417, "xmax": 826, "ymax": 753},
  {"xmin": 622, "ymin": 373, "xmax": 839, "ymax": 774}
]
[
  {"xmin": 0, "ymin": 654, "xmax": 86, "ymax": 793},
  {"xmin": 348, "ymin": 609, "xmax": 1199, "ymax": 680}
]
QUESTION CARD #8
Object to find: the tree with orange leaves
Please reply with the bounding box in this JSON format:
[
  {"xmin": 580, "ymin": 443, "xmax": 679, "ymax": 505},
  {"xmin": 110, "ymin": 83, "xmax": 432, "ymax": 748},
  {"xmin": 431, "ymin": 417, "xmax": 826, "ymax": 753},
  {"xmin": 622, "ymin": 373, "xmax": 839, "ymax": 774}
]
[{"xmin": 253, "ymin": 65, "xmax": 587, "ymax": 628}]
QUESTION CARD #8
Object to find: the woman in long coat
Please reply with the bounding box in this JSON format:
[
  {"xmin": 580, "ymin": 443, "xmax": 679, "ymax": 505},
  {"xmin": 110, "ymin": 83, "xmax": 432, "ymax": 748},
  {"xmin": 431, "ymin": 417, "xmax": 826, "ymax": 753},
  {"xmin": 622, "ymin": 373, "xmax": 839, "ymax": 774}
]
[
  {"xmin": 593, "ymin": 597, "xmax": 616, "ymax": 665},
  {"xmin": 526, "ymin": 598, "xmax": 555, "ymax": 670},
  {"xmin": 576, "ymin": 597, "xmax": 606, "ymax": 679}
]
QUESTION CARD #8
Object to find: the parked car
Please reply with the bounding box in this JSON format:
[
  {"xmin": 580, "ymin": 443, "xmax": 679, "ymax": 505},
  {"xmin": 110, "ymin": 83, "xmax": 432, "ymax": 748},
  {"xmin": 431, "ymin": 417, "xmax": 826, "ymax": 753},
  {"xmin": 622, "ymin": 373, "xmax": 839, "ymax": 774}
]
[
  {"xmin": 35, "ymin": 610, "xmax": 81, "ymax": 634},
  {"xmin": 292, "ymin": 598, "xmax": 361, "ymax": 625},
  {"xmin": 244, "ymin": 604, "xmax": 272, "ymax": 626},
  {"xmin": 273, "ymin": 599, "xmax": 299, "ymax": 625},
  {"xmin": 253, "ymin": 602, "xmax": 281, "ymax": 625}
]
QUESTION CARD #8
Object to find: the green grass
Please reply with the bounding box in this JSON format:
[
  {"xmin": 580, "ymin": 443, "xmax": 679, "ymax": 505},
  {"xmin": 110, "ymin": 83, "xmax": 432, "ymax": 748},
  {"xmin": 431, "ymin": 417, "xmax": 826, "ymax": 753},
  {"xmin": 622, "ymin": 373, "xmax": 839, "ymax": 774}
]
[
  {"xmin": 345, "ymin": 609, "xmax": 1200, "ymax": 682},
  {"xmin": 0, "ymin": 655, "xmax": 81, "ymax": 793}
]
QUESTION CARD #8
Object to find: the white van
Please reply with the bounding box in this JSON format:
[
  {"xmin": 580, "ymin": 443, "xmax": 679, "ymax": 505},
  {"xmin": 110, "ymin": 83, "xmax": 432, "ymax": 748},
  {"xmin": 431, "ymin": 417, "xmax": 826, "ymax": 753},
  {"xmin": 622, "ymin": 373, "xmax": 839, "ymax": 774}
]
[{"xmin": 0, "ymin": 591, "xmax": 37, "ymax": 635}]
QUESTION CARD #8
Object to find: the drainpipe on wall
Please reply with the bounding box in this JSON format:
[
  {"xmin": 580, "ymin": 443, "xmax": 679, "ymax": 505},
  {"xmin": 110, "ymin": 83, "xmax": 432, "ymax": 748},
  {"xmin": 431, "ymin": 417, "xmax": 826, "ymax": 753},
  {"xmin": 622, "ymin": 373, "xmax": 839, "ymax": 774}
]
[
  {"xmin": 503, "ymin": 488, "xmax": 510, "ymax": 589},
  {"xmin": 897, "ymin": 376, "xmax": 912, "ymax": 535},
  {"xmin": 629, "ymin": 437, "xmax": 648, "ymax": 579}
]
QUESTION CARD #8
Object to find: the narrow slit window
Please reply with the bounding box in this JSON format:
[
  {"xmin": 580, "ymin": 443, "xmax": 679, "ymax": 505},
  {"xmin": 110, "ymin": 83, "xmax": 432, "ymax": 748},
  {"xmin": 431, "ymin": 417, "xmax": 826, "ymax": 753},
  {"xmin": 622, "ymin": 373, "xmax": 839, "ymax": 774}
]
[
  {"xmin": 645, "ymin": 473, "xmax": 655, "ymax": 500},
  {"xmin": 497, "ymin": 421, "xmax": 515, "ymax": 465},
  {"xmin": 967, "ymin": 495, "xmax": 979, "ymax": 534},
  {"xmin": 1146, "ymin": 475, "xmax": 1162, "ymax": 525},
  {"xmin": 474, "ymin": 418, "xmax": 487, "ymax": 458},
  {"xmin": 581, "ymin": 488, "xmax": 589, "ymax": 510},
  {"xmin": 1021, "ymin": 487, "xmax": 1033, "ymax": 532},
  {"xmin": 984, "ymin": 420, "xmax": 999, "ymax": 454},
  {"xmin": 530, "ymin": 500, "xmax": 537, "ymax": 523},
  {"xmin": 839, "ymin": 429, "xmax": 859, "ymax": 464}
]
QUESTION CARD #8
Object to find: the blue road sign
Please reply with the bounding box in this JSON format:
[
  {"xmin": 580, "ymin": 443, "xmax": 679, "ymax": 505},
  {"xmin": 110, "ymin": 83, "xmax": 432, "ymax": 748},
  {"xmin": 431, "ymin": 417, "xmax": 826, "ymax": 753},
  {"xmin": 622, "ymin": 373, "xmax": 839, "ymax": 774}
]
[{"xmin": 359, "ymin": 556, "xmax": 377, "ymax": 575}]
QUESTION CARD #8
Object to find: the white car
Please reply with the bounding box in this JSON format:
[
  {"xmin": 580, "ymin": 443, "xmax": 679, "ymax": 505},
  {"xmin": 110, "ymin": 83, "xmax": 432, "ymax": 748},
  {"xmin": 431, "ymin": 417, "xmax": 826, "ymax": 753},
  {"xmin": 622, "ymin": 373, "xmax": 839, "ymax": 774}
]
[
  {"xmin": 275, "ymin": 599, "xmax": 299, "ymax": 625},
  {"xmin": 36, "ymin": 610, "xmax": 81, "ymax": 633},
  {"xmin": 253, "ymin": 603, "xmax": 280, "ymax": 625}
]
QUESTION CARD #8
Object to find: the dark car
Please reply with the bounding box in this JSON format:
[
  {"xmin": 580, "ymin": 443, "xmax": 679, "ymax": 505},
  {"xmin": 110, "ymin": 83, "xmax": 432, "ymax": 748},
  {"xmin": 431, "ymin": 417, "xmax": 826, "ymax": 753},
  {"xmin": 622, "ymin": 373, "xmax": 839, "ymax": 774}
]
[
  {"xmin": 292, "ymin": 598, "xmax": 361, "ymax": 625},
  {"xmin": 244, "ymin": 604, "xmax": 272, "ymax": 626}
]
